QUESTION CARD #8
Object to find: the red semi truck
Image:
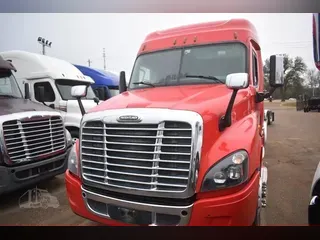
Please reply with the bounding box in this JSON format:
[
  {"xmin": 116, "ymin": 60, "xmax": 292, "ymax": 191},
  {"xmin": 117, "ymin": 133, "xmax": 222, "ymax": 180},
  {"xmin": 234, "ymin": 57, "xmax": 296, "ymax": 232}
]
[{"xmin": 65, "ymin": 19, "xmax": 284, "ymax": 226}]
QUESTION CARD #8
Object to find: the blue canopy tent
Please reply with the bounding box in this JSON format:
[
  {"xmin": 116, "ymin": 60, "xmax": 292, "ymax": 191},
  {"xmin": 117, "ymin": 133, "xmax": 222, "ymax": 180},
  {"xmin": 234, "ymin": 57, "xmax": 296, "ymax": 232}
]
[{"xmin": 73, "ymin": 64, "xmax": 119, "ymax": 100}]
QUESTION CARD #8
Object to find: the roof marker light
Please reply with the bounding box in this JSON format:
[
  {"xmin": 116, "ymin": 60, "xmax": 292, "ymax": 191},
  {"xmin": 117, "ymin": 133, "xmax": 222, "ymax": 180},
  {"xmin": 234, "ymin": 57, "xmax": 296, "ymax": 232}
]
[{"xmin": 234, "ymin": 32, "xmax": 238, "ymax": 39}]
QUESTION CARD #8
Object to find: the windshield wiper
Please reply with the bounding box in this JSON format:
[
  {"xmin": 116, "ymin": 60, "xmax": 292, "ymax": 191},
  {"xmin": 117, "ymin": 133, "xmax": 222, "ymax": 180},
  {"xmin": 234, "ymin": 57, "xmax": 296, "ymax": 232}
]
[
  {"xmin": 132, "ymin": 81, "xmax": 155, "ymax": 87},
  {"xmin": 185, "ymin": 75, "xmax": 224, "ymax": 84}
]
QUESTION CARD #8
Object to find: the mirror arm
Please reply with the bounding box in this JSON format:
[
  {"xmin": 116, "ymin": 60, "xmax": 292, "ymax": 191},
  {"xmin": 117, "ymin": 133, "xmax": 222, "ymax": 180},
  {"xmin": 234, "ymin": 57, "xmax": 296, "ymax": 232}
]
[
  {"xmin": 256, "ymin": 86, "xmax": 278, "ymax": 103},
  {"xmin": 219, "ymin": 89, "xmax": 239, "ymax": 132},
  {"xmin": 77, "ymin": 97, "xmax": 86, "ymax": 116},
  {"xmin": 264, "ymin": 86, "xmax": 277, "ymax": 98}
]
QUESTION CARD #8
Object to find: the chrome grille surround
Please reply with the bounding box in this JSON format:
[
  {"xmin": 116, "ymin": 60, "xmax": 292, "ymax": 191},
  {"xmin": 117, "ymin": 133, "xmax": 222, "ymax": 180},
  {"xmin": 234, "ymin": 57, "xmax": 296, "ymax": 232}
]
[
  {"xmin": 80, "ymin": 108, "xmax": 203, "ymax": 199},
  {"xmin": 0, "ymin": 111, "xmax": 66, "ymax": 165}
]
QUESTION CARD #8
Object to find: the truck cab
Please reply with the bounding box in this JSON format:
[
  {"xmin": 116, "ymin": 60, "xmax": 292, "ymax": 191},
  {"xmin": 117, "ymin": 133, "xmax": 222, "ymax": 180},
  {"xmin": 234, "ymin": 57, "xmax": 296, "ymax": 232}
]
[
  {"xmin": 65, "ymin": 19, "xmax": 284, "ymax": 226},
  {"xmin": 73, "ymin": 64, "xmax": 119, "ymax": 101},
  {"xmin": 0, "ymin": 54, "xmax": 73, "ymax": 195},
  {"xmin": 0, "ymin": 50, "xmax": 101, "ymax": 139}
]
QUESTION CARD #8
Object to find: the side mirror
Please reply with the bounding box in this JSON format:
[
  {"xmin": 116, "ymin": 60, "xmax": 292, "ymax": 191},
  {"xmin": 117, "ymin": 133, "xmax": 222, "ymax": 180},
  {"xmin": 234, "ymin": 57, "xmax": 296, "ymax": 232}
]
[
  {"xmin": 71, "ymin": 85, "xmax": 87, "ymax": 116},
  {"xmin": 71, "ymin": 85, "xmax": 87, "ymax": 98},
  {"xmin": 93, "ymin": 97, "xmax": 99, "ymax": 105},
  {"xmin": 269, "ymin": 55, "xmax": 284, "ymax": 88},
  {"xmin": 225, "ymin": 73, "xmax": 249, "ymax": 90},
  {"xmin": 119, "ymin": 71, "xmax": 127, "ymax": 93},
  {"xmin": 38, "ymin": 86, "xmax": 45, "ymax": 102},
  {"xmin": 24, "ymin": 83, "xmax": 30, "ymax": 100},
  {"xmin": 219, "ymin": 73, "xmax": 248, "ymax": 132},
  {"xmin": 35, "ymin": 85, "xmax": 45, "ymax": 103}
]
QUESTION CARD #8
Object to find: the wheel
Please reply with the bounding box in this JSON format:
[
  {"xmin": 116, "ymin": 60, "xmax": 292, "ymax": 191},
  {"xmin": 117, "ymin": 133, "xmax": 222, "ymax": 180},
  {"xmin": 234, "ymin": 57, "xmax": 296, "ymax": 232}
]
[{"xmin": 267, "ymin": 112, "xmax": 271, "ymax": 125}]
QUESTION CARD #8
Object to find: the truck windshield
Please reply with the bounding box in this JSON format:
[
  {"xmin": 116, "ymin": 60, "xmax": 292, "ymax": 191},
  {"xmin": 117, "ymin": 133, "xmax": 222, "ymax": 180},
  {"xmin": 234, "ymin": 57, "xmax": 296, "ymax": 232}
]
[
  {"xmin": 0, "ymin": 70, "xmax": 23, "ymax": 98},
  {"xmin": 55, "ymin": 79, "xmax": 97, "ymax": 100},
  {"xmin": 129, "ymin": 43, "xmax": 247, "ymax": 89}
]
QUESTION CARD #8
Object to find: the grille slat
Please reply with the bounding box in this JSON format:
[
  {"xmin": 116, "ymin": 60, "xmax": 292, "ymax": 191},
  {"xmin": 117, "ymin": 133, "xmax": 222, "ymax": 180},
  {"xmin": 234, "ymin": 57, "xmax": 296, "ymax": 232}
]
[
  {"xmin": 2, "ymin": 116, "xmax": 66, "ymax": 163},
  {"xmin": 81, "ymin": 120, "xmax": 192, "ymax": 193}
]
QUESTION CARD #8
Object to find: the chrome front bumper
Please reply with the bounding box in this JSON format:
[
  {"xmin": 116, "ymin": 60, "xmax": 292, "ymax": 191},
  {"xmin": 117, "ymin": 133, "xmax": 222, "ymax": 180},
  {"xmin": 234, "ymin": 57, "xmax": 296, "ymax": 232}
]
[{"xmin": 81, "ymin": 186, "xmax": 193, "ymax": 226}]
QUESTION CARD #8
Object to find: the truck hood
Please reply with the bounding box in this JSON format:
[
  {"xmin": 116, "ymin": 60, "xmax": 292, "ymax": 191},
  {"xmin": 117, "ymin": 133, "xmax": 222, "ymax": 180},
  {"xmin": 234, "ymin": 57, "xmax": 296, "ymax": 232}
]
[
  {"xmin": 0, "ymin": 98, "xmax": 59, "ymax": 116},
  {"xmin": 89, "ymin": 84, "xmax": 249, "ymax": 118},
  {"xmin": 67, "ymin": 99, "xmax": 101, "ymax": 114}
]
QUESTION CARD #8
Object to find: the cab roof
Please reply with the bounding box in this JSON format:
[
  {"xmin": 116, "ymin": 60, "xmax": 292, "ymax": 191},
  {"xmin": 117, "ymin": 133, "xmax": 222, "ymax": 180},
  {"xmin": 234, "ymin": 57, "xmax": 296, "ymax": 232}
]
[
  {"xmin": 0, "ymin": 50, "xmax": 93, "ymax": 83},
  {"xmin": 138, "ymin": 18, "xmax": 259, "ymax": 55}
]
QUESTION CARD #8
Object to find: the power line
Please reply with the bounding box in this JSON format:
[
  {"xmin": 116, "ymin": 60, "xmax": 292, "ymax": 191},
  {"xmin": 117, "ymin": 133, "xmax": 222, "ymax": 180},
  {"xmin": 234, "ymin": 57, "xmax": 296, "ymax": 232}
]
[
  {"xmin": 103, "ymin": 48, "xmax": 106, "ymax": 70},
  {"xmin": 88, "ymin": 59, "xmax": 92, "ymax": 67}
]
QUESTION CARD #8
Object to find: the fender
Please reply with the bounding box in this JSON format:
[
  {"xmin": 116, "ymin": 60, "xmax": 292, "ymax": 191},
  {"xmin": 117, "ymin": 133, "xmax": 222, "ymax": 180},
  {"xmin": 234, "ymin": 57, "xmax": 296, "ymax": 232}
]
[
  {"xmin": 196, "ymin": 112, "xmax": 262, "ymax": 192},
  {"xmin": 63, "ymin": 112, "xmax": 82, "ymax": 130}
]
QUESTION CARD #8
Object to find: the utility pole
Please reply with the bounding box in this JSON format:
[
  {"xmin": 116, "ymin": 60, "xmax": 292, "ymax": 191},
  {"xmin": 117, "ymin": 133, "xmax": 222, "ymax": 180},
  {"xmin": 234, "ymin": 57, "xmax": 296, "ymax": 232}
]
[
  {"xmin": 88, "ymin": 59, "xmax": 92, "ymax": 67},
  {"xmin": 37, "ymin": 37, "xmax": 52, "ymax": 55},
  {"xmin": 103, "ymin": 48, "xmax": 106, "ymax": 70}
]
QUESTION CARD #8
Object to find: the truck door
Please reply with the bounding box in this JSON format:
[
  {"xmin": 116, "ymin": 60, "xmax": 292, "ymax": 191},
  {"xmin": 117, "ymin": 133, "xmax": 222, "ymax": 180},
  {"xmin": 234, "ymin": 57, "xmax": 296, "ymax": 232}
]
[
  {"xmin": 32, "ymin": 81, "xmax": 57, "ymax": 108},
  {"xmin": 252, "ymin": 47, "xmax": 264, "ymax": 142}
]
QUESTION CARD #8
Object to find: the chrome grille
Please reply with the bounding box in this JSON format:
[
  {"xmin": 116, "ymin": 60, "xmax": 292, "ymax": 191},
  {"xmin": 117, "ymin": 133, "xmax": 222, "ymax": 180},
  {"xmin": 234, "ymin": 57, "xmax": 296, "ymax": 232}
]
[
  {"xmin": 2, "ymin": 116, "xmax": 66, "ymax": 163},
  {"xmin": 81, "ymin": 120, "xmax": 193, "ymax": 192}
]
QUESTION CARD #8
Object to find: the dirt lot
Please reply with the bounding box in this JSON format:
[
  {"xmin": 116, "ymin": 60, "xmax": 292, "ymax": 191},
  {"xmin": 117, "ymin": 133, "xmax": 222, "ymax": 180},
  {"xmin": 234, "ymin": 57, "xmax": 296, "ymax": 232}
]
[{"xmin": 0, "ymin": 101, "xmax": 319, "ymax": 226}]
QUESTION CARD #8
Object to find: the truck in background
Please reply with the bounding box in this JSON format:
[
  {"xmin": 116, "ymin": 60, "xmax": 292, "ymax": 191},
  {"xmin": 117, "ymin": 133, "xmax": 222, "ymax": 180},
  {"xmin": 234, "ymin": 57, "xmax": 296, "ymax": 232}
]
[
  {"xmin": 0, "ymin": 50, "xmax": 101, "ymax": 139},
  {"xmin": 65, "ymin": 19, "xmax": 284, "ymax": 226},
  {"xmin": 0, "ymin": 54, "xmax": 73, "ymax": 195},
  {"xmin": 73, "ymin": 64, "xmax": 119, "ymax": 101}
]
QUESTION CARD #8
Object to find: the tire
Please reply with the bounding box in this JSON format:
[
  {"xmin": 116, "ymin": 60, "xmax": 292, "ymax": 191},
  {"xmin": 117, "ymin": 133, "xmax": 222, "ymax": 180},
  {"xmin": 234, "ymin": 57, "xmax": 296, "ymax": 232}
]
[{"xmin": 267, "ymin": 112, "xmax": 271, "ymax": 125}]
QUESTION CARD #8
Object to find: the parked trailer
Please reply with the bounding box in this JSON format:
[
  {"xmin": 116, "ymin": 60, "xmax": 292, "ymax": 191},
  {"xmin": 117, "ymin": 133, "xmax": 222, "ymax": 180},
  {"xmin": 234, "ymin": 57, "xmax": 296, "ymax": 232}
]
[
  {"xmin": 303, "ymin": 96, "xmax": 320, "ymax": 112},
  {"xmin": 65, "ymin": 19, "xmax": 284, "ymax": 226}
]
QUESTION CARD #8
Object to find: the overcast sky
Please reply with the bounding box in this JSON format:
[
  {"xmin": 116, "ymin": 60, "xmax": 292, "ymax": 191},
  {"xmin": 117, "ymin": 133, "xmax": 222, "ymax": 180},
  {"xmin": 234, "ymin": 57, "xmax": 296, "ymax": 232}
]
[{"xmin": 0, "ymin": 13, "xmax": 316, "ymax": 76}]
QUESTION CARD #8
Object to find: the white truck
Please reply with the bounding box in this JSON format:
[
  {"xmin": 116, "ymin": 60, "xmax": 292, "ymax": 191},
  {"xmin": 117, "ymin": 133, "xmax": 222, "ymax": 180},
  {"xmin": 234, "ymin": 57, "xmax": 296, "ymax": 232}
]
[{"xmin": 0, "ymin": 50, "xmax": 101, "ymax": 139}]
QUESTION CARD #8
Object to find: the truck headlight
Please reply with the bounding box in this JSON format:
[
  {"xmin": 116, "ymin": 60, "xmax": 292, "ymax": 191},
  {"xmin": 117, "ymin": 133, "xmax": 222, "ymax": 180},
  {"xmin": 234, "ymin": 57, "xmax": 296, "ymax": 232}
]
[
  {"xmin": 200, "ymin": 150, "xmax": 249, "ymax": 192},
  {"xmin": 65, "ymin": 129, "xmax": 72, "ymax": 147},
  {"xmin": 68, "ymin": 139, "xmax": 79, "ymax": 176}
]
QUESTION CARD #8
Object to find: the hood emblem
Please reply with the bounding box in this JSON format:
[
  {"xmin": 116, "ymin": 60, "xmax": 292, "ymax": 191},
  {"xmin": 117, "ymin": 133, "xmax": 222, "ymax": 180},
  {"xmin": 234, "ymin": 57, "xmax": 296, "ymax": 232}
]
[{"xmin": 117, "ymin": 115, "xmax": 142, "ymax": 122}]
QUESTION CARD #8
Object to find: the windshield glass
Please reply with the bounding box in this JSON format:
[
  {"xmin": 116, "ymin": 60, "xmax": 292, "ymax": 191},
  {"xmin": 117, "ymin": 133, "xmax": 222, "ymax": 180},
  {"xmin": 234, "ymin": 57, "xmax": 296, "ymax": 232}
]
[
  {"xmin": 129, "ymin": 43, "xmax": 247, "ymax": 89},
  {"xmin": 0, "ymin": 70, "xmax": 23, "ymax": 98},
  {"xmin": 55, "ymin": 79, "xmax": 97, "ymax": 100}
]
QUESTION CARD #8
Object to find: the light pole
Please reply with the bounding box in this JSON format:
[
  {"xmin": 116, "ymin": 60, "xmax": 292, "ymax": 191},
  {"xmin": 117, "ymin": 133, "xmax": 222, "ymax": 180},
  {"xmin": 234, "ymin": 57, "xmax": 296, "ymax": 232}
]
[{"xmin": 37, "ymin": 37, "xmax": 52, "ymax": 55}]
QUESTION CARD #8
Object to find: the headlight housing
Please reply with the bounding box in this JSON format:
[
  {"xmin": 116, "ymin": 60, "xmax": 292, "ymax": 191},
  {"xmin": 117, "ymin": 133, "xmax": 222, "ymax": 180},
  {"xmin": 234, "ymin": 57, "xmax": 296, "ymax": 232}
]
[
  {"xmin": 68, "ymin": 139, "xmax": 79, "ymax": 176},
  {"xmin": 200, "ymin": 150, "xmax": 249, "ymax": 192},
  {"xmin": 65, "ymin": 128, "xmax": 72, "ymax": 147}
]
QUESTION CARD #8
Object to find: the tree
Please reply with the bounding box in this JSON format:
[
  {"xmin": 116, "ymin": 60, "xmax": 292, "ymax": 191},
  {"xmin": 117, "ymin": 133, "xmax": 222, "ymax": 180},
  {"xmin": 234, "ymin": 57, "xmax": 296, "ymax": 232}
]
[
  {"xmin": 263, "ymin": 54, "xmax": 307, "ymax": 101},
  {"xmin": 307, "ymin": 69, "xmax": 318, "ymax": 96}
]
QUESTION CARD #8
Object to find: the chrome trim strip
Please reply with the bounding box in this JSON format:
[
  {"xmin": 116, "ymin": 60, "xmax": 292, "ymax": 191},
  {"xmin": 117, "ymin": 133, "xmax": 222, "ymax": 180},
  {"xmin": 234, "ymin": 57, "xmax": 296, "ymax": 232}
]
[{"xmin": 82, "ymin": 186, "xmax": 193, "ymax": 226}]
